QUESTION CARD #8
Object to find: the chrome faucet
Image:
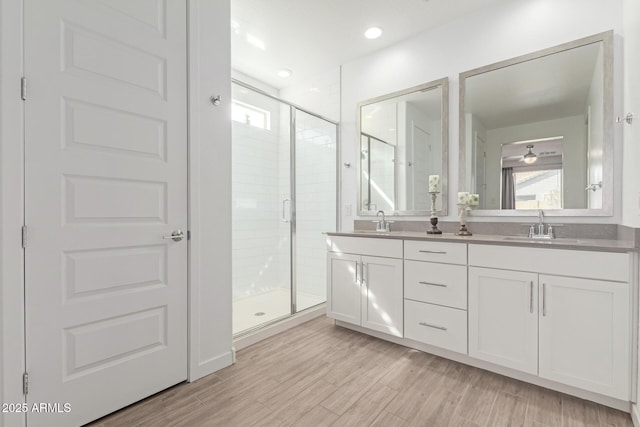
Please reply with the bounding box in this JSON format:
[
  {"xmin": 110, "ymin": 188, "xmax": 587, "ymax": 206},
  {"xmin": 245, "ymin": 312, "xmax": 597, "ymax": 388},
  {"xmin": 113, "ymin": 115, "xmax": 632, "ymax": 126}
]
[
  {"xmin": 528, "ymin": 209, "xmax": 554, "ymax": 239},
  {"xmin": 537, "ymin": 209, "xmax": 545, "ymax": 236},
  {"xmin": 375, "ymin": 210, "xmax": 391, "ymax": 232}
]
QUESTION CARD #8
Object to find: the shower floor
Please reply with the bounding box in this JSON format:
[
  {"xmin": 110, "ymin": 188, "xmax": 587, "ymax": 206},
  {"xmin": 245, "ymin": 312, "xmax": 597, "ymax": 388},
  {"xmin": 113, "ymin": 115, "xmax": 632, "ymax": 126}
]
[{"xmin": 233, "ymin": 288, "xmax": 325, "ymax": 334}]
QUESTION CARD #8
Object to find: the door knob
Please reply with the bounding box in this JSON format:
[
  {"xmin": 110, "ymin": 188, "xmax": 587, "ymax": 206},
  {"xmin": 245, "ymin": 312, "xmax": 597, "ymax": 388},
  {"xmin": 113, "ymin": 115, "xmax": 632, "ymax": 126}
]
[{"xmin": 162, "ymin": 230, "xmax": 184, "ymax": 242}]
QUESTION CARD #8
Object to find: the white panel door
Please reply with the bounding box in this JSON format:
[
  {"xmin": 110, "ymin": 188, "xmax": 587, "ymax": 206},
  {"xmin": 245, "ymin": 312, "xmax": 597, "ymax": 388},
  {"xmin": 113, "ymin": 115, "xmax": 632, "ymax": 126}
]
[
  {"xmin": 24, "ymin": 1, "xmax": 188, "ymax": 425},
  {"xmin": 538, "ymin": 275, "xmax": 630, "ymax": 399},
  {"xmin": 361, "ymin": 256, "xmax": 403, "ymax": 337},
  {"xmin": 327, "ymin": 252, "xmax": 361, "ymax": 325},
  {"xmin": 469, "ymin": 267, "xmax": 538, "ymax": 375}
]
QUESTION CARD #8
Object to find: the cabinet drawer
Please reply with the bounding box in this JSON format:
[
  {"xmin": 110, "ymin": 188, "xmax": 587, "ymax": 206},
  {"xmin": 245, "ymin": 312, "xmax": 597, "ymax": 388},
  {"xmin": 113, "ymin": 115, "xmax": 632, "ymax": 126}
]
[
  {"xmin": 404, "ymin": 240, "xmax": 467, "ymax": 265},
  {"xmin": 404, "ymin": 299, "xmax": 467, "ymax": 354},
  {"xmin": 468, "ymin": 244, "xmax": 630, "ymax": 282},
  {"xmin": 404, "ymin": 261, "xmax": 467, "ymax": 309},
  {"xmin": 329, "ymin": 236, "xmax": 402, "ymax": 258}
]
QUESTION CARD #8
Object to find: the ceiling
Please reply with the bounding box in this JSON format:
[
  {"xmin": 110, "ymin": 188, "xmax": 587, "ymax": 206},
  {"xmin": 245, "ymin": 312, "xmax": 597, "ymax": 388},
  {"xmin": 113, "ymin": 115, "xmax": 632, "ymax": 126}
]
[{"xmin": 231, "ymin": 0, "xmax": 510, "ymax": 90}]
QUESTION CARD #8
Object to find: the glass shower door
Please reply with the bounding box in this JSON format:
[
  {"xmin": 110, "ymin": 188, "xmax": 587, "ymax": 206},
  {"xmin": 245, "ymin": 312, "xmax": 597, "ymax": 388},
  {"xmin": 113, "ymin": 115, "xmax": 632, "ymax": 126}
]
[
  {"xmin": 294, "ymin": 110, "xmax": 337, "ymax": 312},
  {"xmin": 231, "ymin": 83, "xmax": 292, "ymax": 334}
]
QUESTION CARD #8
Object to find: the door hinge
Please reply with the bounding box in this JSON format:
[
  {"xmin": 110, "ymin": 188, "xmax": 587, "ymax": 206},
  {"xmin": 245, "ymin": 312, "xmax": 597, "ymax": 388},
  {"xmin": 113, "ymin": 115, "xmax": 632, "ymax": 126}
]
[
  {"xmin": 20, "ymin": 77, "xmax": 27, "ymax": 101},
  {"xmin": 21, "ymin": 225, "xmax": 27, "ymax": 249},
  {"xmin": 22, "ymin": 372, "xmax": 28, "ymax": 395},
  {"xmin": 187, "ymin": 230, "xmax": 191, "ymax": 240}
]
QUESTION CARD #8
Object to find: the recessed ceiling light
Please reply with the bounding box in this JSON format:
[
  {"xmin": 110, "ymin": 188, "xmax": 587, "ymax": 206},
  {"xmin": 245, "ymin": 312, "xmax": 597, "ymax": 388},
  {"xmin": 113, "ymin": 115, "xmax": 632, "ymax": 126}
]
[
  {"xmin": 364, "ymin": 27, "xmax": 383, "ymax": 39},
  {"xmin": 277, "ymin": 69, "xmax": 292, "ymax": 78}
]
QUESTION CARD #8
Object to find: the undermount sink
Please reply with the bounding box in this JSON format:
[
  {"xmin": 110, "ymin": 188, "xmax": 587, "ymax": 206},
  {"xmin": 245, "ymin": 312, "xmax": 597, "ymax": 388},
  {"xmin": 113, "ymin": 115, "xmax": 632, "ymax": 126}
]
[{"xmin": 501, "ymin": 236, "xmax": 581, "ymax": 244}]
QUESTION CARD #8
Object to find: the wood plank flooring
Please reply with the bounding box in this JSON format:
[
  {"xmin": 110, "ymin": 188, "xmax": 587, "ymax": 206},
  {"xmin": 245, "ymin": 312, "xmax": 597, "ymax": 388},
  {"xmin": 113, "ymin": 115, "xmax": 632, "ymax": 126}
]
[{"xmin": 88, "ymin": 316, "xmax": 633, "ymax": 427}]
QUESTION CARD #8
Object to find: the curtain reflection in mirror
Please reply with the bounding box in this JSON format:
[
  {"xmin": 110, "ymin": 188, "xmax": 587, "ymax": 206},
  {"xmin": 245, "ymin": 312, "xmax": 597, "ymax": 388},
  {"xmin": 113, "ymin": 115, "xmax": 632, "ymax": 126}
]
[{"xmin": 501, "ymin": 167, "xmax": 515, "ymax": 209}]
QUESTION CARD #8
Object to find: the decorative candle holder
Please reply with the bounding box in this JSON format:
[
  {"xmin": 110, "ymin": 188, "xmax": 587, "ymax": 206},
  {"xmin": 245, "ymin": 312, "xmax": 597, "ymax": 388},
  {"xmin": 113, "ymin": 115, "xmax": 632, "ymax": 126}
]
[
  {"xmin": 426, "ymin": 191, "xmax": 442, "ymax": 234},
  {"xmin": 456, "ymin": 203, "xmax": 472, "ymax": 236}
]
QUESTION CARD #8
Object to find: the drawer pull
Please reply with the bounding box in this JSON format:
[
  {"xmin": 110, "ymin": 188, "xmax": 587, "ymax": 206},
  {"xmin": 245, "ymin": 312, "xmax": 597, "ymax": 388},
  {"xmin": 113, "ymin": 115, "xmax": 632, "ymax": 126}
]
[
  {"xmin": 529, "ymin": 281, "xmax": 534, "ymax": 314},
  {"xmin": 419, "ymin": 281, "xmax": 447, "ymax": 288},
  {"xmin": 419, "ymin": 322, "xmax": 447, "ymax": 331},
  {"xmin": 418, "ymin": 250, "xmax": 447, "ymax": 254}
]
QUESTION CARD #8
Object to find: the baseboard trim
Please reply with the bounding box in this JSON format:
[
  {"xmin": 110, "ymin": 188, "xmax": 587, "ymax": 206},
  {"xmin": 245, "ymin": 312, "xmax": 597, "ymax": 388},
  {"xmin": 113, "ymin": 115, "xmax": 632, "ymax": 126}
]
[
  {"xmin": 234, "ymin": 304, "xmax": 326, "ymax": 351},
  {"xmin": 188, "ymin": 350, "xmax": 234, "ymax": 382},
  {"xmin": 632, "ymin": 403, "xmax": 639, "ymax": 427}
]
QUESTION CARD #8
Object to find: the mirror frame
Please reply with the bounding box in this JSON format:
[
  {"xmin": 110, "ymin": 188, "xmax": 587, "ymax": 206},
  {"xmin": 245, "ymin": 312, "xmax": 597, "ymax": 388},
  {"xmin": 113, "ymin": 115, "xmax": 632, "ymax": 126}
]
[
  {"xmin": 357, "ymin": 78, "xmax": 449, "ymax": 216},
  {"xmin": 458, "ymin": 30, "xmax": 613, "ymax": 217}
]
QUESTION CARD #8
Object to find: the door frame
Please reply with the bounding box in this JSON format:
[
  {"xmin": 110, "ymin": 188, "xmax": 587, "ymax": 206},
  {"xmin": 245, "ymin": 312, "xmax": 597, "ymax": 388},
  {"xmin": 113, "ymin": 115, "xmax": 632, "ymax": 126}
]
[{"xmin": 0, "ymin": 1, "xmax": 232, "ymax": 425}]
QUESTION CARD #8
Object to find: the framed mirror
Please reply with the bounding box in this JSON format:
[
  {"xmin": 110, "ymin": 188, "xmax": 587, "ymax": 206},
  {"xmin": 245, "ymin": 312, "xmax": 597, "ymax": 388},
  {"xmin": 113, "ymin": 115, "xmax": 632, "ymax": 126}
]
[
  {"xmin": 459, "ymin": 31, "xmax": 613, "ymax": 216},
  {"xmin": 358, "ymin": 78, "xmax": 449, "ymax": 216}
]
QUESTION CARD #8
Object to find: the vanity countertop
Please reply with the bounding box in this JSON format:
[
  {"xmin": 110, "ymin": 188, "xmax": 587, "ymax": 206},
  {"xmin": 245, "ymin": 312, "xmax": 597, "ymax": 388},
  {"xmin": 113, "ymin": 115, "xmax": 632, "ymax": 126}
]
[{"xmin": 326, "ymin": 231, "xmax": 638, "ymax": 253}]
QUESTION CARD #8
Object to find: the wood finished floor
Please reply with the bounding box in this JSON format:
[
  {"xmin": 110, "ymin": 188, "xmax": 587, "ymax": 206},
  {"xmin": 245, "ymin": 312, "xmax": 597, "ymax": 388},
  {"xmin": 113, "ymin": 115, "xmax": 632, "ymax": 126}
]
[{"xmin": 88, "ymin": 316, "xmax": 633, "ymax": 427}]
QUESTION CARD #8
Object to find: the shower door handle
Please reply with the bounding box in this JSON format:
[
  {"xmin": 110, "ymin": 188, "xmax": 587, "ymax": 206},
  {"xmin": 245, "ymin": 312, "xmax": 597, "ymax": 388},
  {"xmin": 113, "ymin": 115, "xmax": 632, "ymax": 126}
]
[{"xmin": 281, "ymin": 198, "xmax": 291, "ymax": 222}]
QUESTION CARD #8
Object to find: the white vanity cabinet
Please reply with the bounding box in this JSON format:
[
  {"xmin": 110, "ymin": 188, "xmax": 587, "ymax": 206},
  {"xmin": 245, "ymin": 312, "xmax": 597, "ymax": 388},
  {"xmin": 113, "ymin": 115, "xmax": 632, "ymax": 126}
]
[
  {"xmin": 468, "ymin": 244, "xmax": 631, "ymax": 400},
  {"xmin": 326, "ymin": 252, "xmax": 361, "ymax": 325},
  {"xmin": 327, "ymin": 234, "xmax": 635, "ymax": 406},
  {"xmin": 403, "ymin": 240, "xmax": 468, "ymax": 354},
  {"xmin": 327, "ymin": 237, "xmax": 403, "ymax": 337},
  {"xmin": 538, "ymin": 274, "xmax": 630, "ymax": 399},
  {"xmin": 468, "ymin": 267, "xmax": 538, "ymax": 375}
]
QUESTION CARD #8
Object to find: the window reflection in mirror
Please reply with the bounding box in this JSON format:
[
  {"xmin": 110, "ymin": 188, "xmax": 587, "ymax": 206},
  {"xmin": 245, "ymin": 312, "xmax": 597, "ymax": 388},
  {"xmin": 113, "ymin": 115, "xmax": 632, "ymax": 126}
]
[
  {"xmin": 460, "ymin": 31, "xmax": 612, "ymax": 216},
  {"xmin": 499, "ymin": 137, "xmax": 564, "ymax": 210},
  {"xmin": 359, "ymin": 79, "xmax": 448, "ymax": 215}
]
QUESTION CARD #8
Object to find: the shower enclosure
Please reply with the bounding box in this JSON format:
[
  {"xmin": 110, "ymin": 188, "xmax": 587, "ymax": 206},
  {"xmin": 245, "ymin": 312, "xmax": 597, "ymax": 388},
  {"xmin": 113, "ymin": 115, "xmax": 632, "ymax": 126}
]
[{"xmin": 231, "ymin": 80, "xmax": 338, "ymax": 335}]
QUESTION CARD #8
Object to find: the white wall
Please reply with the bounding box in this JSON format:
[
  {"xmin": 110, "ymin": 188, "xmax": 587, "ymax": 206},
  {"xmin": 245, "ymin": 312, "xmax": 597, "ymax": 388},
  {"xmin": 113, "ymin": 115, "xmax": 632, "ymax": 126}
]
[
  {"xmin": 186, "ymin": 0, "xmax": 233, "ymax": 381},
  {"xmin": 341, "ymin": 0, "xmax": 624, "ymax": 230}
]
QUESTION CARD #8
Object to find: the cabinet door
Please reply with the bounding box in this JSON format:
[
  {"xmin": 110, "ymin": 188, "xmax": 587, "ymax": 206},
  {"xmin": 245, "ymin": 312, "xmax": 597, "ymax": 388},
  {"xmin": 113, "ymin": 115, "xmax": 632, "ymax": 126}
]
[
  {"xmin": 361, "ymin": 256, "xmax": 403, "ymax": 337},
  {"xmin": 469, "ymin": 267, "xmax": 538, "ymax": 374},
  {"xmin": 539, "ymin": 275, "xmax": 630, "ymax": 399},
  {"xmin": 327, "ymin": 252, "xmax": 361, "ymax": 325}
]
